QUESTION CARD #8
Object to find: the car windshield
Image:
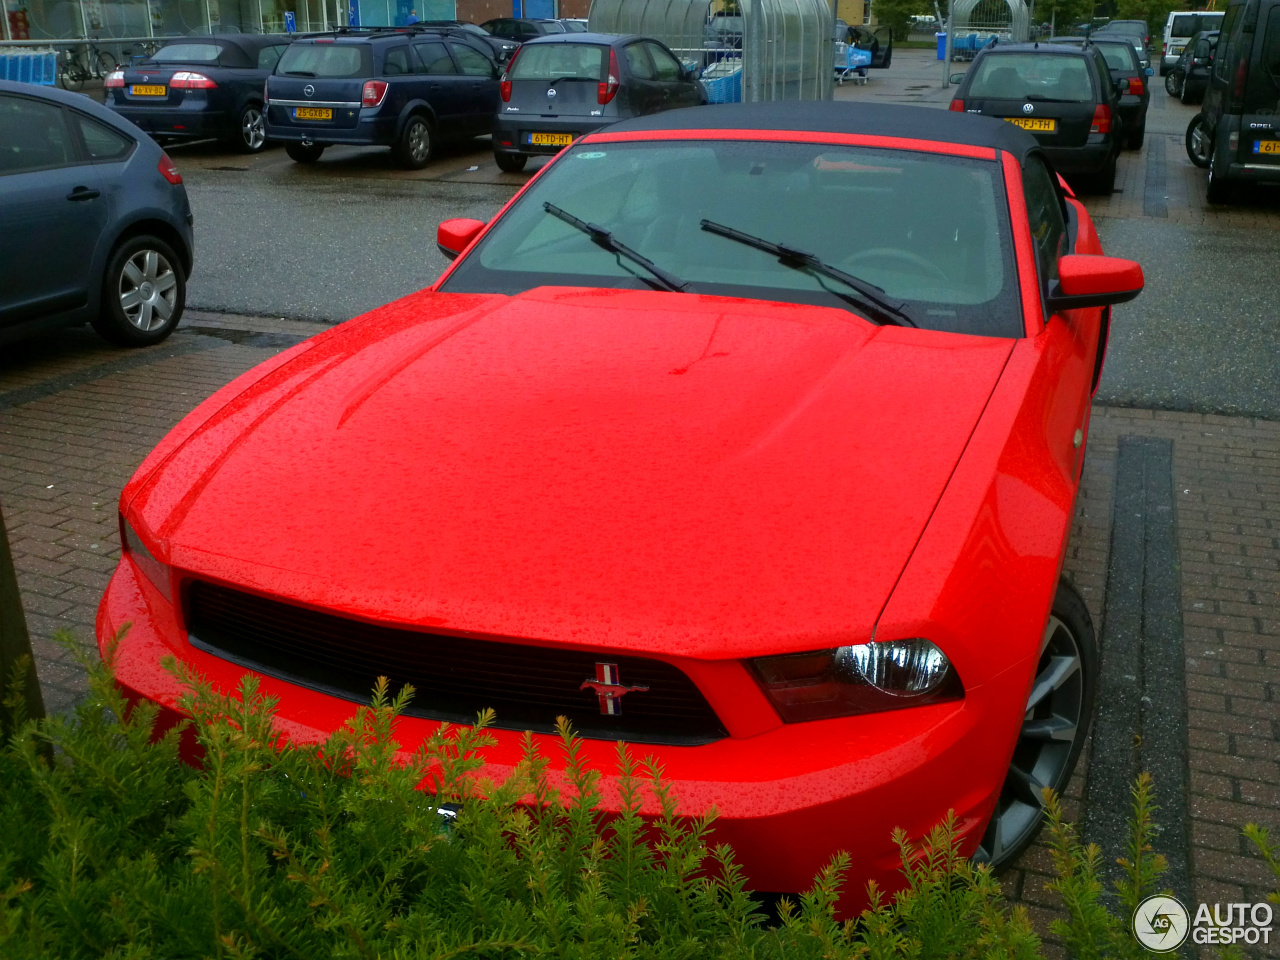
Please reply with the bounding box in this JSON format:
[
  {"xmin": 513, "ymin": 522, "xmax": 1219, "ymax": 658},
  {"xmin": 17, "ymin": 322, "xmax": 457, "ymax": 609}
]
[
  {"xmin": 152, "ymin": 42, "xmax": 221, "ymax": 62},
  {"xmin": 276, "ymin": 42, "xmax": 371, "ymax": 78},
  {"xmin": 1095, "ymin": 42, "xmax": 1138, "ymax": 70},
  {"xmin": 441, "ymin": 140, "xmax": 1022, "ymax": 337},
  {"xmin": 968, "ymin": 54, "xmax": 1095, "ymax": 101},
  {"xmin": 510, "ymin": 42, "xmax": 606, "ymax": 80}
]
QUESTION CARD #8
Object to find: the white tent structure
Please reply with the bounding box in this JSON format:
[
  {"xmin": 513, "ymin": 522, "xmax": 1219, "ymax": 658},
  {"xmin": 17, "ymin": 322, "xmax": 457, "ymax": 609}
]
[{"xmin": 588, "ymin": 0, "xmax": 833, "ymax": 101}]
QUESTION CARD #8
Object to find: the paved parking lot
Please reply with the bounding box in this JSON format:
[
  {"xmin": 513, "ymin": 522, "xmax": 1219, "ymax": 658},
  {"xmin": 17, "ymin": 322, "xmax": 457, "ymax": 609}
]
[{"xmin": 2, "ymin": 50, "xmax": 1278, "ymax": 954}]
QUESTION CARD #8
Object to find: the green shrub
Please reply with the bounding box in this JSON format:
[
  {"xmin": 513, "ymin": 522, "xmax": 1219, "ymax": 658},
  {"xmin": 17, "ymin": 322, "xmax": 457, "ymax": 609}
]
[{"xmin": 0, "ymin": 631, "xmax": 1273, "ymax": 959}]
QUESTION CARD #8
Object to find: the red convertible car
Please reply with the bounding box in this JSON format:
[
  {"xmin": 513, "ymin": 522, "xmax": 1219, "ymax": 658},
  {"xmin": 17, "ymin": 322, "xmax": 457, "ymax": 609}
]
[{"xmin": 99, "ymin": 102, "xmax": 1142, "ymax": 903}]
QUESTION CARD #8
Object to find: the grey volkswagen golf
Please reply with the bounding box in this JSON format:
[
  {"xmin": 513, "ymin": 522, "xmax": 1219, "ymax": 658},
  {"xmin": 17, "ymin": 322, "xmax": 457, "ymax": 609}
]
[{"xmin": 0, "ymin": 79, "xmax": 194, "ymax": 349}]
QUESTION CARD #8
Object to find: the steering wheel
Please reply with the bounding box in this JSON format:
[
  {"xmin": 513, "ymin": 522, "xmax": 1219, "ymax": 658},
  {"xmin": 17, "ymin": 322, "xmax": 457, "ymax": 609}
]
[{"xmin": 843, "ymin": 247, "xmax": 949, "ymax": 283}]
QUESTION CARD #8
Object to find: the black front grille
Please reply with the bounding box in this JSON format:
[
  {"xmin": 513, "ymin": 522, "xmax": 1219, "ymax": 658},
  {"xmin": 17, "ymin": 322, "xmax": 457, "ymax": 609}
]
[{"xmin": 186, "ymin": 581, "xmax": 726, "ymax": 745}]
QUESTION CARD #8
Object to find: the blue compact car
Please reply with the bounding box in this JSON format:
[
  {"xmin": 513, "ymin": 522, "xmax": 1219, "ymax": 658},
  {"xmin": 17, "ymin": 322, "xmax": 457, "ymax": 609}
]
[
  {"xmin": 265, "ymin": 26, "xmax": 502, "ymax": 169},
  {"xmin": 0, "ymin": 80, "xmax": 194, "ymax": 348},
  {"xmin": 104, "ymin": 35, "xmax": 292, "ymax": 154}
]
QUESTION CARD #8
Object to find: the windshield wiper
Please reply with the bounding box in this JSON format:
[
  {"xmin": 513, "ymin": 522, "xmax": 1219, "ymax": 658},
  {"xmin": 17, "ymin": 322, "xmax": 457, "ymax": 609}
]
[
  {"xmin": 698, "ymin": 219, "xmax": 917, "ymax": 327},
  {"xmin": 543, "ymin": 202, "xmax": 692, "ymax": 294}
]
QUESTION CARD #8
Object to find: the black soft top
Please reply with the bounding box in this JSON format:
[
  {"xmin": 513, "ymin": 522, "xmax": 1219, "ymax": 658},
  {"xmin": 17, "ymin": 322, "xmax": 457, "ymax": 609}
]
[{"xmin": 603, "ymin": 100, "xmax": 1042, "ymax": 165}]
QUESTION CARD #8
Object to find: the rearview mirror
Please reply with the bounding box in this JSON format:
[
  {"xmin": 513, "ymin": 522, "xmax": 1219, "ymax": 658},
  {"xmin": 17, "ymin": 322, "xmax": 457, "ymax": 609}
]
[
  {"xmin": 1047, "ymin": 254, "xmax": 1144, "ymax": 311},
  {"xmin": 949, "ymin": 72, "xmax": 965, "ymax": 84},
  {"xmin": 437, "ymin": 218, "xmax": 486, "ymax": 260}
]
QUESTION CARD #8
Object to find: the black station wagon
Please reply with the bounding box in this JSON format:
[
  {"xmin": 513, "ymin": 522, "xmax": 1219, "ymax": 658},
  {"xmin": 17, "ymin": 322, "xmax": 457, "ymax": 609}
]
[
  {"xmin": 265, "ymin": 26, "xmax": 500, "ymax": 169},
  {"xmin": 950, "ymin": 44, "xmax": 1125, "ymax": 193}
]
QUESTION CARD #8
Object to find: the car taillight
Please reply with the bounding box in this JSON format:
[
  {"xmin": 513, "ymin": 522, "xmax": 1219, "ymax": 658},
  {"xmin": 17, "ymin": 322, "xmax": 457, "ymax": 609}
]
[
  {"xmin": 1163, "ymin": 42, "xmax": 1168, "ymax": 54},
  {"xmin": 1234, "ymin": 58, "xmax": 1246, "ymax": 98},
  {"xmin": 120, "ymin": 516, "xmax": 172, "ymax": 602},
  {"xmin": 749, "ymin": 639, "xmax": 962, "ymax": 723},
  {"xmin": 362, "ymin": 79, "xmax": 389, "ymax": 107},
  {"xmin": 1129, "ymin": 76, "xmax": 1144, "ymax": 95},
  {"xmin": 1091, "ymin": 103, "xmax": 1111, "ymax": 134},
  {"xmin": 598, "ymin": 47, "xmax": 620, "ymax": 104},
  {"xmin": 158, "ymin": 152, "xmax": 182, "ymax": 184},
  {"xmin": 501, "ymin": 46, "xmax": 521, "ymax": 102},
  {"xmin": 104, "ymin": 69, "xmax": 125, "ymax": 88},
  {"xmin": 263, "ymin": 80, "xmax": 270, "ymax": 104},
  {"xmin": 170, "ymin": 71, "xmax": 217, "ymax": 89},
  {"xmin": 949, "ymin": 98, "xmax": 964, "ymax": 111}
]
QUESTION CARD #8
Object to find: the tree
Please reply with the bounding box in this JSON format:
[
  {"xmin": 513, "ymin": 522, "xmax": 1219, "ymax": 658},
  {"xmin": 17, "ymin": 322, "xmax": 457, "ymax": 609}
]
[{"xmin": 873, "ymin": 0, "xmax": 934, "ymax": 40}]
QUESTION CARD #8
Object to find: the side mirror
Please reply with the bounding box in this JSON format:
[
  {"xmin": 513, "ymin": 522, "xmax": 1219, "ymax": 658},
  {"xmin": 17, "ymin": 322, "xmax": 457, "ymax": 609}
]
[
  {"xmin": 949, "ymin": 72, "xmax": 965, "ymax": 84},
  {"xmin": 437, "ymin": 218, "xmax": 486, "ymax": 260},
  {"xmin": 1047, "ymin": 254, "xmax": 1144, "ymax": 311},
  {"xmin": 1145, "ymin": 66, "xmax": 1154, "ymax": 76}
]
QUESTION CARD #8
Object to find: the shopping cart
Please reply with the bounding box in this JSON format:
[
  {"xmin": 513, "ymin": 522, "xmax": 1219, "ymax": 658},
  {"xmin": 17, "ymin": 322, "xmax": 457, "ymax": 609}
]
[
  {"xmin": 834, "ymin": 42, "xmax": 872, "ymax": 84},
  {"xmin": 701, "ymin": 57, "xmax": 743, "ymax": 103}
]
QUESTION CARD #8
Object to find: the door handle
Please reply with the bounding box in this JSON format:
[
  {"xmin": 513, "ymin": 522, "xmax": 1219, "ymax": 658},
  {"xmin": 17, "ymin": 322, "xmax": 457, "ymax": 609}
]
[{"xmin": 67, "ymin": 186, "xmax": 100, "ymax": 201}]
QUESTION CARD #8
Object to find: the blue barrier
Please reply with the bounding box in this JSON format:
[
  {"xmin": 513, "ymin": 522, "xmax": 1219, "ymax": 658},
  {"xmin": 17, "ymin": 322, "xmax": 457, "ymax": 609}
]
[{"xmin": 0, "ymin": 50, "xmax": 58, "ymax": 85}]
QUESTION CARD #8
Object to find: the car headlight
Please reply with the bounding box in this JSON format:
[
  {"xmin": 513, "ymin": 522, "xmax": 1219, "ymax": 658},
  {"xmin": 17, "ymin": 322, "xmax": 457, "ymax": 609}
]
[
  {"xmin": 748, "ymin": 638, "xmax": 962, "ymax": 723},
  {"xmin": 119, "ymin": 515, "xmax": 172, "ymax": 602}
]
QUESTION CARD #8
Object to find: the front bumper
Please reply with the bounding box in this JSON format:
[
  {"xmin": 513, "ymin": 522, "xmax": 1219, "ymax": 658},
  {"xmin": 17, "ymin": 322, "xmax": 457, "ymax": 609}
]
[
  {"xmin": 98, "ymin": 557, "xmax": 1022, "ymax": 907},
  {"xmin": 493, "ymin": 113, "xmax": 612, "ymax": 156}
]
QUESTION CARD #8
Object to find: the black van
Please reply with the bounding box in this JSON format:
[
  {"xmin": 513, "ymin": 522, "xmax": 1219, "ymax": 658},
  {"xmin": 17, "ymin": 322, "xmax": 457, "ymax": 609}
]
[{"xmin": 1194, "ymin": 0, "xmax": 1280, "ymax": 202}]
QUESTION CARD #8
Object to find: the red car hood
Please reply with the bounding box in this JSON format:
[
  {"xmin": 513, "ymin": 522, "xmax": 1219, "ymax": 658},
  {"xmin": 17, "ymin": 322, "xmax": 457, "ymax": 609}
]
[{"xmin": 130, "ymin": 287, "xmax": 1013, "ymax": 660}]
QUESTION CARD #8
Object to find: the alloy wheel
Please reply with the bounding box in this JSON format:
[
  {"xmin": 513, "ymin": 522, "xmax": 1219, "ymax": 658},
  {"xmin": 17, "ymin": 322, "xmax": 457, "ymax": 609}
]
[
  {"xmin": 242, "ymin": 107, "xmax": 266, "ymax": 150},
  {"xmin": 118, "ymin": 249, "xmax": 178, "ymax": 332},
  {"xmin": 409, "ymin": 121, "xmax": 430, "ymax": 163},
  {"xmin": 974, "ymin": 614, "xmax": 1085, "ymax": 867}
]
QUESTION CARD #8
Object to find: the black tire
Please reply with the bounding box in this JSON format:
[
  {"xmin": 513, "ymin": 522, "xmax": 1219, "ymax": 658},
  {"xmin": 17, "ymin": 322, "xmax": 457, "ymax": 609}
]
[
  {"xmin": 494, "ymin": 150, "xmax": 527, "ymax": 173},
  {"xmin": 1206, "ymin": 161, "xmax": 1233, "ymax": 204},
  {"xmin": 1165, "ymin": 70, "xmax": 1179, "ymax": 96},
  {"xmin": 975, "ymin": 578, "xmax": 1098, "ymax": 870},
  {"xmin": 1127, "ymin": 122, "xmax": 1145, "ymax": 151},
  {"xmin": 394, "ymin": 114, "xmax": 434, "ymax": 170},
  {"xmin": 233, "ymin": 102, "xmax": 267, "ymax": 153},
  {"xmin": 91, "ymin": 235, "xmax": 186, "ymax": 347},
  {"xmin": 285, "ymin": 141, "xmax": 325, "ymax": 164},
  {"xmin": 1185, "ymin": 114, "xmax": 1212, "ymax": 168}
]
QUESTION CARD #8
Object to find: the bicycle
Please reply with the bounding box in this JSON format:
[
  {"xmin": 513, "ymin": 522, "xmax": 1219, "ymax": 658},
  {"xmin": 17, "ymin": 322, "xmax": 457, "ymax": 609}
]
[{"xmin": 58, "ymin": 40, "xmax": 118, "ymax": 91}]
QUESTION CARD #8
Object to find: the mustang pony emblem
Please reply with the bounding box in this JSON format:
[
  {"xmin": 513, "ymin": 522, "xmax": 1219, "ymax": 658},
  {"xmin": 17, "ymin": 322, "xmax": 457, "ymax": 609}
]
[{"xmin": 580, "ymin": 663, "xmax": 649, "ymax": 715}]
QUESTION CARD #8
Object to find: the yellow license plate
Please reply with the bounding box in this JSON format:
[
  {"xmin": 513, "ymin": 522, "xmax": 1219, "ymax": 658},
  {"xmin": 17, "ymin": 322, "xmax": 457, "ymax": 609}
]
[
  {"xmin": 1005, "ymin": 117, "xmax": 1057, "ymax": 132},
  {"xmin": 131, "ymin": 84, "xmax": 166, "ymax": 96},
  {"xmin": 294, "ymin": 107, "xmax": 333, "ymax": 121},
  {"xmin": 530, "ymin": 132, "xmax": 574, "ymax": 146},
  {"xmin": 1254, "ymin": 140, "xmax": 1280, "ymax": 154}
]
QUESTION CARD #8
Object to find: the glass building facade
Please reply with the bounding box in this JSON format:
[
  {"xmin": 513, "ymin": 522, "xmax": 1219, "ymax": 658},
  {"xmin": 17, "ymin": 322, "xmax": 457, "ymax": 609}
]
[{"xmin": 2, "ymin": 0, "xmax": 459, "ymax": 39}]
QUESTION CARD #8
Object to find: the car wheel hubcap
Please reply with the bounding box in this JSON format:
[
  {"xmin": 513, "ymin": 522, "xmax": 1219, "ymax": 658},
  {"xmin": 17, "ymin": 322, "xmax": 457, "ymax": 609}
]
[
  {"xmin": 974, "ymin": 614, "xmax": 1085, "ymax": 867},
  {"xmin": 119, "ymin": 249, "xmax": 177, "ymax": 332},
  {"xmin": 410, "ymin": 122, "xmax": 428, "ymax": 161},
  {"xmin": 243, "ymin": 108, "xmax": 265, "ymax": 149}
]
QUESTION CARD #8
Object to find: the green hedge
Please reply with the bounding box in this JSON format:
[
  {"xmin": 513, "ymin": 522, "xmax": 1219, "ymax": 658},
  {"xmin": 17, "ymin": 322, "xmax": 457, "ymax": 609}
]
[{"xmin": 1, "ymin": 631, "xmax": 1275, "ymax": 959}]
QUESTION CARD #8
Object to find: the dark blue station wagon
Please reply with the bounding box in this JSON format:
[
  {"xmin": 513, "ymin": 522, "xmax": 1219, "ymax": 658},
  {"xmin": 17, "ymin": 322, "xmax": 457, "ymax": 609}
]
[{"xmin": 265, "ymin": 27, "xmax": 501, "ymax": 169}]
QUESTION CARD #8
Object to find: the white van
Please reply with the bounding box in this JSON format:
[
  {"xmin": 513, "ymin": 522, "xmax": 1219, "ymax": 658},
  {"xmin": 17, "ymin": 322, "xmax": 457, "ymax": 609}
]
[{"xmin": 1161, "ymin": 10, "xmax": 1225, "ymax": 74}]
